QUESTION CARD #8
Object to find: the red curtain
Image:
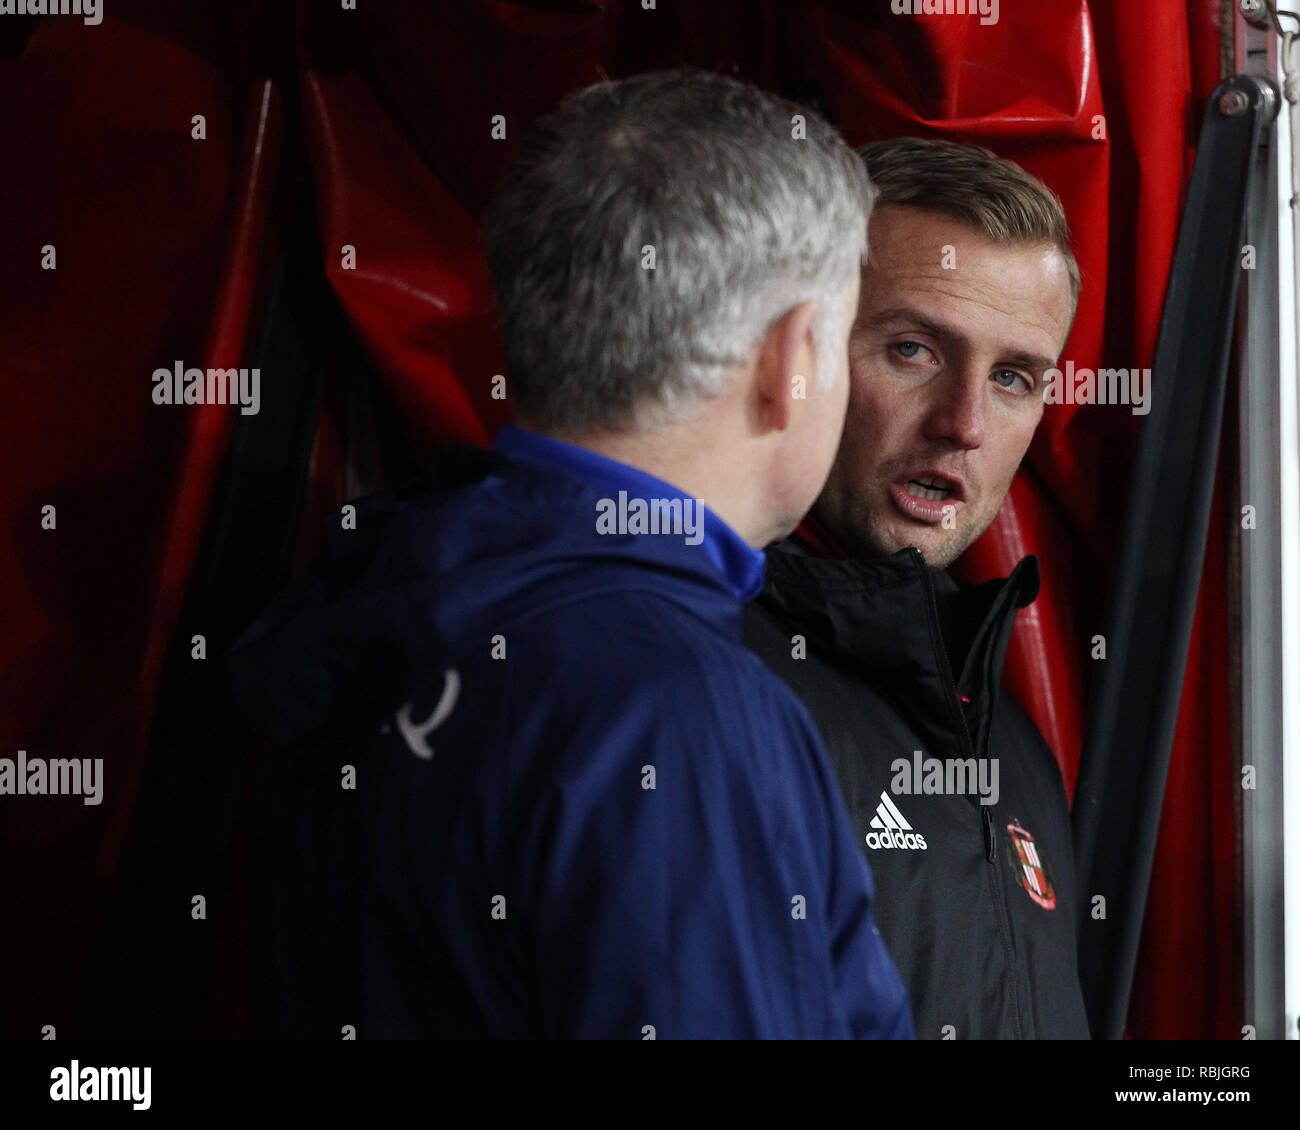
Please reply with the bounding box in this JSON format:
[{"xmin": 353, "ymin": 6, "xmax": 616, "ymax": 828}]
[
  {"xmin": 0, "ymin": 0, "xmax": 1238, "ymax": 1038},
  {"xmin": 0, "ymin": 0, "xmax": 280, "ymax": 1036}
]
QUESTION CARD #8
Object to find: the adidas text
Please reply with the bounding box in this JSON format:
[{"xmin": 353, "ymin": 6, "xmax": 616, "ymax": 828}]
[{"xmin": 865, "ymin": 791, "xmax": 928, "ymax": 851}]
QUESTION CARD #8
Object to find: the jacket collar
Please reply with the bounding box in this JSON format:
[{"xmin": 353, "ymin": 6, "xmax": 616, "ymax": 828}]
[{"xmin": 756, "ymin": 540, "xmax": 1040, "ymax": 757}]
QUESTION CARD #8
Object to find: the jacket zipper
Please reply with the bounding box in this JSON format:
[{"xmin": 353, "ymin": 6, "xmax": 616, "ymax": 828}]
[
  {"xmin": 908, "ymin": 547, "xmax": 976, "ymax": 760},
  {"xmin": 911, "ymin": 547, "xmax": 1026, "ymax": 1035}
]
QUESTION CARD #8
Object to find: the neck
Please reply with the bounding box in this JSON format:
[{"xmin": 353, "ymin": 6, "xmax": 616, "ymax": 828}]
[{"xmin": 529, "ymin": 418, "xmax": 765, "ymax": 546}]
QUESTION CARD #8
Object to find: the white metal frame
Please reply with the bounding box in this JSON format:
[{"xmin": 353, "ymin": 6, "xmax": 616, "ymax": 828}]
[{"xmin": 1235, "ymin": 4, "xmax": 1300, "ymax": 1041}]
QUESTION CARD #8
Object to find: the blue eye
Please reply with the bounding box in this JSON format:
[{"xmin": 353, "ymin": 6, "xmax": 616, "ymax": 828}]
[
  {"xmin": 895, "ymin": 341, "xmax": 923, "ymax": 359},
  {"xmin": 992, "ymin": 370, "xmax": 1030, "ymax": 392}
]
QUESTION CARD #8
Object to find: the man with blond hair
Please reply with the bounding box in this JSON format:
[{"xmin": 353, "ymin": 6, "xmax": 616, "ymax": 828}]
[{"xmin": 747, "ymin": 138, "xmax": 1089, "ymax": 1039}]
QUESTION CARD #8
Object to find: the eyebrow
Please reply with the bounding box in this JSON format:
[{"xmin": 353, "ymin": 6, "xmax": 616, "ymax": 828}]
[{"xmin": 862, "ymin": 306, "xmax": 1058, "ymax": 372}]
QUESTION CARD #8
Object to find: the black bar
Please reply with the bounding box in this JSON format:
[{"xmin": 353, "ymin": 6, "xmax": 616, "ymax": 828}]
[
  {"xmin": 0, "ymin": 1039, "xmax": 1291, "ymax": 1114},
  {"xmin": 1071, "ymin": 75, "xmax": 1274, "ymax": 1039}
]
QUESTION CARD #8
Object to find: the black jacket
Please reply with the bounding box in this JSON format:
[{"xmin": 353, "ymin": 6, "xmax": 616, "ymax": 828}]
[{"xmin": 745, "ymin": 539, "xmax": 1090, "ymax": 1039}]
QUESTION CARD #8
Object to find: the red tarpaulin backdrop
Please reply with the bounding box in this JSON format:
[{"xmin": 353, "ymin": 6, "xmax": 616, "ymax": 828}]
[{"xmin": 0, "ymin": 0, "xmax": 1238, "ymax": 1038}]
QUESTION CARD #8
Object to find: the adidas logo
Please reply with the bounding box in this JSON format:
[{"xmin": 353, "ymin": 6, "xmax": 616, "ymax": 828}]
[{"xmin": 865, "ymin": 791, "xmax": 928, "ymax": 851}]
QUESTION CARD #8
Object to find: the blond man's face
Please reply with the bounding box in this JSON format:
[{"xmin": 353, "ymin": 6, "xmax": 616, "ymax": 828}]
[{"xmin": 814, "ymin": 205, "xmax": 1074, "ymax": 568}]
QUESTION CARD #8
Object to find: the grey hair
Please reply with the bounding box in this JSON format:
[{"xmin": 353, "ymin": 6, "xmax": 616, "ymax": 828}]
[{"xmin": 483, "ymin": 69, "xmax": 874, "ymax": 433}]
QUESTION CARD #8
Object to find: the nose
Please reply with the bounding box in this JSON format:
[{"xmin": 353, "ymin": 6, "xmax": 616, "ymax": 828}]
[{"xmin": 921, "ymin": 367, "xmax": 985, "ymax": 450}]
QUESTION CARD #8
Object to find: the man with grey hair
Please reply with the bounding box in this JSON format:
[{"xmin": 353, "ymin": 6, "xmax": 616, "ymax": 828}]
[
  {"xmin": 229, "ymin": 71, "xmax": 913, "ymax": 1039},
  {"xmin": 748, "ymin": 138, "xmax": 1090, "ymax": 1039}
]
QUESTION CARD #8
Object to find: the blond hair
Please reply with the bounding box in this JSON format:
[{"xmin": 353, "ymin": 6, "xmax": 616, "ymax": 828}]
[{"xmin": 858, "ymin": 138, "xmax": 1080, "ymax": 316}]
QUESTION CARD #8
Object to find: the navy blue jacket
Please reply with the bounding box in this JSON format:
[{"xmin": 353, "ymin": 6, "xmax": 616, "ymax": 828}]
[{"xmin": 228, "ymin": 443, "xmax": 913, "ymax": 1039}]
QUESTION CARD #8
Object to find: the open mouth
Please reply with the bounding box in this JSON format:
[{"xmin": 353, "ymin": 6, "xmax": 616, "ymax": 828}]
[
  {"xmin": 889, "ymin": 471, "xmax": 967, "ymax": 526},
  {"xmin": 905, "ymin": 478, "xmax": 953, "ymax": 502}
]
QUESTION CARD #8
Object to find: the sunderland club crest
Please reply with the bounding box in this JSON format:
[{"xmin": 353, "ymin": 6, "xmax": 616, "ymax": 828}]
[{"xmin": 1004, "ymin": 821, "xmax": 1057, "ymax": 910}]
